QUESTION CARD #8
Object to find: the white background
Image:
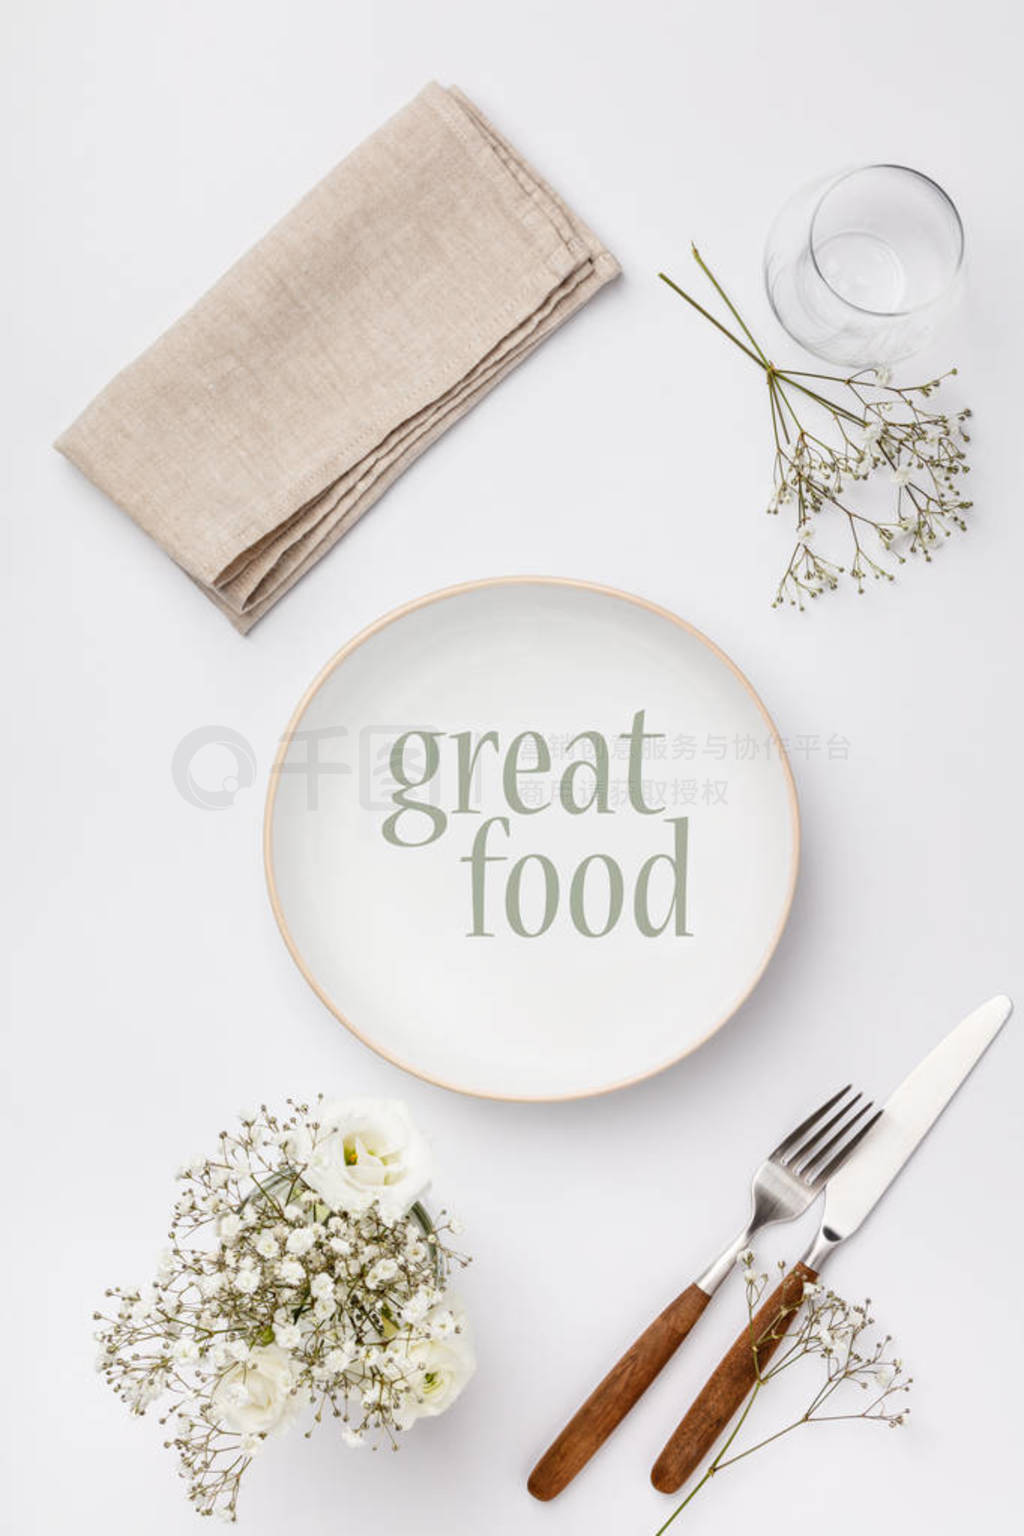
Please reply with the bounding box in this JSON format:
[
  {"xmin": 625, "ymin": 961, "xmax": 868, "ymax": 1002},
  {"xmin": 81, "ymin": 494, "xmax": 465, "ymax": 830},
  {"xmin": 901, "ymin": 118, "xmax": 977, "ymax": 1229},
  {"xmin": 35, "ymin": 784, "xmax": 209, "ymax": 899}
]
[{"xmin": 3, "ymin": 1, "xmax": 1022, "ymax": 1532}]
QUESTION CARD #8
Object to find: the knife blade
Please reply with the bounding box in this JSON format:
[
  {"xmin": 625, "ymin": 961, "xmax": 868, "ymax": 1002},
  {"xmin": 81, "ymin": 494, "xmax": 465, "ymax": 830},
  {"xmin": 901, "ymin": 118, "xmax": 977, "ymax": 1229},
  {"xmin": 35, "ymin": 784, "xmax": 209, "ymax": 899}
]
[{"xmin": 650, "ymin": 994, "xmax": 1013, "ymax": 1494}]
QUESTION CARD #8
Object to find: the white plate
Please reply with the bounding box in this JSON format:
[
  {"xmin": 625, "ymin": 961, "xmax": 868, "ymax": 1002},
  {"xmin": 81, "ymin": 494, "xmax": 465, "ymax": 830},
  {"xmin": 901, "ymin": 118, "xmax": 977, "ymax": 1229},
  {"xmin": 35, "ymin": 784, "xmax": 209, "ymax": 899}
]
[{"xmin": 265, "ymin": 579, "xmax": 799, "ymax": 1100}]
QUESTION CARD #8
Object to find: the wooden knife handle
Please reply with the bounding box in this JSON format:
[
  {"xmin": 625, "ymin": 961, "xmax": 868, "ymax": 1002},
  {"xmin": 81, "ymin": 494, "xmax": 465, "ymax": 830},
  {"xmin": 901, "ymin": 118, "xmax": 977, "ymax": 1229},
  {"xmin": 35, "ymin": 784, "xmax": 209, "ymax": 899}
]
[
  {"xmin": 528, "ymin": 1282, "xmax": 711, "ymax": 1501},
  {"xmin": 650, "ymin": 1260, "xmax": 817, "ymax": 1494}
]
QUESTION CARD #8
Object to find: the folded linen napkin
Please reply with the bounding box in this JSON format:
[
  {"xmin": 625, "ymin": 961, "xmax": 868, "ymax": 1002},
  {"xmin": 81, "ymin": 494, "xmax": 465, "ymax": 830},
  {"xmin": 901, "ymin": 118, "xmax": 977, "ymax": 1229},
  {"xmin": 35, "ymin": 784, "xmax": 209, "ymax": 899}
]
[{"xmin": 55, "ymin": 83, "xmax": 619, "ymax": 631}]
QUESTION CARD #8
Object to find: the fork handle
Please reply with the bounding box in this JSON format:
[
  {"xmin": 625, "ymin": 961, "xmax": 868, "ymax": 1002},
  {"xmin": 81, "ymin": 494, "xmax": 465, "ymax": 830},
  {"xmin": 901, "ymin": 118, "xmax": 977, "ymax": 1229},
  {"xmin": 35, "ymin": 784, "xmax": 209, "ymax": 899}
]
[
  {"xmin": 527, "ymin": 1282, "xmax": 711, "ymax": 1501},
  {"xmin": 650, "ymin": 1260, "xmax": 818, "ymax": 1494}
]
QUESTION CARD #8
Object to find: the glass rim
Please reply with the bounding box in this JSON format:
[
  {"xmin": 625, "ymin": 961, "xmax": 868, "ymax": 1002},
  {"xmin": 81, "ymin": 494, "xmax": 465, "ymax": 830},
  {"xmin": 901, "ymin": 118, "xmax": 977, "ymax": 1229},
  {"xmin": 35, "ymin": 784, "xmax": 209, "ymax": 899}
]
[{"xmin": 808, "ymin": 163, "xmax": 965, "ymax": 319}]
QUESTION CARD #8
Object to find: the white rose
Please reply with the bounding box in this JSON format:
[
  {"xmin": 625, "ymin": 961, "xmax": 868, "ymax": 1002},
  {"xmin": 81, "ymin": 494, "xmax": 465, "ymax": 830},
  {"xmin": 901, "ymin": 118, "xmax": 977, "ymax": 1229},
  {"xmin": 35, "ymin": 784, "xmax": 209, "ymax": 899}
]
[
  {"xmin": 299, "ymin": 1099, "xmax": 432, "ymax": 1224},
  {"xmin": 212, "ymin": 1345, "xmax": 303, "ymax": 1436},
  {"xmin": 395, "ymin": 1305, "xmax": 475, "ymax": 1421}
]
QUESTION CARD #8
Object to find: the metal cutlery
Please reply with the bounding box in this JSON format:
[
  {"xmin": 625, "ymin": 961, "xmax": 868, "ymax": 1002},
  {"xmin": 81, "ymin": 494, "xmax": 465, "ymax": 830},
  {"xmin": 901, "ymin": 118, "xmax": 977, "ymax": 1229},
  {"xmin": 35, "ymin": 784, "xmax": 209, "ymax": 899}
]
[
  {"xmin": 527, "ymin": 1085, "xmax": 878, "ymax": 1500},
  {"xmin": 650, "ymin": 994, "xmax": 1013, "ymax": 1494}
]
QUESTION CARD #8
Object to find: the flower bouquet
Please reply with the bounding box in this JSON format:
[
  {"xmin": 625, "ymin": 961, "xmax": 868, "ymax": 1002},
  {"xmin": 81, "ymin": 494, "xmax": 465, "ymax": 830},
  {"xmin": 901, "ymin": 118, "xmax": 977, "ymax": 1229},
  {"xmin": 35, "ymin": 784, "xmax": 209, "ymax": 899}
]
[{"xmin": 94, "ymin": 1097, "xmax": 473, "ymax": 1522}]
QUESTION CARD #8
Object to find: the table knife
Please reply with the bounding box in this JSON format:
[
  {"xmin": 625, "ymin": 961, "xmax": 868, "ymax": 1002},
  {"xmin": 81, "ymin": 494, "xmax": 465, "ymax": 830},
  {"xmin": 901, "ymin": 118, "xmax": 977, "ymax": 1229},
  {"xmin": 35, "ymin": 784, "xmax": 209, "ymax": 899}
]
[{"xmin": 651, "ymin": 993, "xmax": 1013, "ymax": 1494}]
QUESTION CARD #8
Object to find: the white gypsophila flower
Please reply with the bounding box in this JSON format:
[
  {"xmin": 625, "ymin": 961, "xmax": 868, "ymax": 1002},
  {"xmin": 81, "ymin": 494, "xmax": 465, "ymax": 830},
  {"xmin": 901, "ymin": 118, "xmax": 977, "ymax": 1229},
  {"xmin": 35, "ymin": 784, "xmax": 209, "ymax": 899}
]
[
  {"xmin": 277, "ymin": 1258, "xmax": 305, "ymax": 1286},
  {"xmin": 367, "ymin": 1257, "xmax": 399, "ymax": 1288},
  {"xmin": 392, "ymin": 1306, "xmax": 475, "ymax": 1421},
  {"xmin": 219, "ymin": 1214, "xmax": 243, "ymax": 1242},
  {"xmin": 401, "ymin": 1290, "xmax": 432, "ymax": 1325},
  {"xmin": 341, "ymin": 1426, "xmax": 364, "ymax": 1448},
  {"xmin": 233, "ymin": 1266, "xmax": 260, "ymax": 1296},
  {"xmin": 310, "ymin": 1273, "xmax": 335, "ymax": 1300},
  {"xmin": 228, "ymin": 1340, "xmax": 251, "ymax": 1363},
  {"xmin": 212, "ymin": 1345, "xmax": 303, "ymax": 1436},
  {"xmin": 891, "ymin": 465, "xmax": 913, "ymax": 487},
  {"xmin": 172, "ymin": 1338, "xmax": 200, "ymax": 1364},
  {"xmin": 274, "ymin": 1321, "xmax": 301, "ymax": 1350},
  {"xmin": 325, "ymin": 1343, "xmax": 356, "ymax": 1373},
  {"xmin": 795, "ymin": 522, "xmax": 815, "ymax": 545},
  {"xmin": 254, "ymin": 1233, "xmax": 279, "ymax": 1260},
  {"xmin": 873, "ymin": 365, "xmax": 893, "ymax": 386},
  {"xmin": 285, "ymin": 1227, "xmax": 317, "ymax": 1257},
  {"xmin": 313, "ymin": 1296, "xmax": 336, "ymax": 1322},
  {"xmin": 298, "ymin": 1099, "xmax": 433, "ymax": 1224}
]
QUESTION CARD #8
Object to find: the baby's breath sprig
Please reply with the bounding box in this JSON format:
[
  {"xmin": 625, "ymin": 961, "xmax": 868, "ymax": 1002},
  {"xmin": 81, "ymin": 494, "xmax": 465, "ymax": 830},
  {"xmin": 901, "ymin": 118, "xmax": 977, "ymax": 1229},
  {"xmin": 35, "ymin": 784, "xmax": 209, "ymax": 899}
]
[
  {"xmin": 660, "ymin": 249, "xmax": 973, "ymax": 610},
  {"xmin": 94, "ymin": 1097, "xmax": 473, "ymax": 1522},
  {"xmin": 654, "ymin": 1254, "xmax": 911, "ymax": 1534}
]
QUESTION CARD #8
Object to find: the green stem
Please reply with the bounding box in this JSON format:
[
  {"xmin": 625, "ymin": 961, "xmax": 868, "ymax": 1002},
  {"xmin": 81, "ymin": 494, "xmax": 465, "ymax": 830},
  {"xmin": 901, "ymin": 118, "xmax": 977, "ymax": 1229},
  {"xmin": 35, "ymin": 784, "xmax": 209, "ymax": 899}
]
[
  {"xmin": 659, "ymin": 257, "xmax": 866, "ymax": 427},
  {"xmin": 778, "ymin": 373, "xmax": 865, "ymax": 426},
  {"xmin": 690, "ymin": 244, "xmax": 772, "ymax": 365},
  {"xmin": 658, "ymin": 272, "xmax": 768, "ymax": 370},
  {"xmin": 652, "ymin": 1469, "xmax": 716, "ymax": 1536}
]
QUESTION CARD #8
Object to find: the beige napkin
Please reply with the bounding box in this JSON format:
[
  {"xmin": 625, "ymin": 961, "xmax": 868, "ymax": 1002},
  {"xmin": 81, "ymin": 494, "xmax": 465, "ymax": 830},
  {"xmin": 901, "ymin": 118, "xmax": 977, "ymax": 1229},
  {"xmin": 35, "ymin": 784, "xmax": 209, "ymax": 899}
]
[{"xmin": 55, "ymin": 83, "xmax": 619, "ymax": 631}]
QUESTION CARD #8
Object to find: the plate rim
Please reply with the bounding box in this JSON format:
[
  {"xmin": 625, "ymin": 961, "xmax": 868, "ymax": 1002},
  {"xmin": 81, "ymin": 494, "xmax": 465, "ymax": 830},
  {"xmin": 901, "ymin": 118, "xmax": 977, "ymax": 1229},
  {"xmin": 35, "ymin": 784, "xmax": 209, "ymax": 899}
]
[{"xmin": 263, "ymin": 575, "xmax": 801, "ymax": 1102}]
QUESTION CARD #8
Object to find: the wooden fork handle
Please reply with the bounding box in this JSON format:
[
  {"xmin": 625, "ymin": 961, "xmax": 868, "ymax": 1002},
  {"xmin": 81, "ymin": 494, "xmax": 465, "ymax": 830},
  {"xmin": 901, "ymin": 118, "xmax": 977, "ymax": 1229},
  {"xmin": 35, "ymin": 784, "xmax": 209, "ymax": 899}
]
[
  {"xmin": 527, "ymin": 1282, "xmax": 711, "ymax": 1501},
  {"xmin": 650, "ymin": 1260, "xmax": 818, "ymax": 1494}
]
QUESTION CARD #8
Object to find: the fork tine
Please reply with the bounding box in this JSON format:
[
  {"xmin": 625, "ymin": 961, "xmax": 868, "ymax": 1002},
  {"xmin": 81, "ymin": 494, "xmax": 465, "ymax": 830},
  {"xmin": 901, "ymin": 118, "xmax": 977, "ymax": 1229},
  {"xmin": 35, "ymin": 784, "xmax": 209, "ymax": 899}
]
[
  {"xmin": 769, "ymin": 1085, "xmax": 852, "ymax": 1161},
  {"xmin": 786, "ymin": 1091, "xmax": 864, "ymax": 1170},
  {"xmin": 794, "ymin": 1099, "xmax": 872, "ymax": 1178},
  {"xmin": 810, "ymin": 1107, "xmax": 883, "ymax": 1188}
]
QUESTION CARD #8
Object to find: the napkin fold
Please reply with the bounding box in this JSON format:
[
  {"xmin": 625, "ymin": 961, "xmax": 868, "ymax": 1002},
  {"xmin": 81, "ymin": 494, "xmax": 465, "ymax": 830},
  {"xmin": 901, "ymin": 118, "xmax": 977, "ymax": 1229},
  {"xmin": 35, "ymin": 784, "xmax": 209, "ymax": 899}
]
[{"xmin": 55, "ymin": 83, "xmax": 619, "ymax": 631}]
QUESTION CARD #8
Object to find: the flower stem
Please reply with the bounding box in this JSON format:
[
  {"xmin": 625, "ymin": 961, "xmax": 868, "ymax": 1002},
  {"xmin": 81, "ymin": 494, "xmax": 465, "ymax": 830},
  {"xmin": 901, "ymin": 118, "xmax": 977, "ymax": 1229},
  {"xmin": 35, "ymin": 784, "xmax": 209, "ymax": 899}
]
[
  {"xmin": 659, "ymin": 258, "xmax": 866, "ymax": 427},
  {"xmin": 657, "ymin": 272, "xmax": 767, "ymax": 371},
  {"xmin": 652, "ymin": 1469, "xmax": 718, "ymax": 1536},
  {"xmin": 690, "ymin": 244, "xmax": 771, "ymax": 365}
]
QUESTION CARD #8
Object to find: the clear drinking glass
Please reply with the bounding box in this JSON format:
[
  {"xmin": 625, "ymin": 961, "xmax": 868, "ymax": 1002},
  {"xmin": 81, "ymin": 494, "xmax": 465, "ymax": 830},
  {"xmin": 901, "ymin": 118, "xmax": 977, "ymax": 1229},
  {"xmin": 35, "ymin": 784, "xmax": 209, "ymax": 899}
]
[{"xmin": 763, "ymin": 165, "xmax": 964, "ymax": 368}]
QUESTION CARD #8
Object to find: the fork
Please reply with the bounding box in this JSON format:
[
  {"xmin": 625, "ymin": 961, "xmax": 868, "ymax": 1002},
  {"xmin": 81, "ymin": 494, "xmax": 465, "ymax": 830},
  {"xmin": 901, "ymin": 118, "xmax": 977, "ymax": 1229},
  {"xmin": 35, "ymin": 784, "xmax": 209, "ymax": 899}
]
[{"xmin": 527, "ymin": 1086, "xmax": 877, "ymax": 1501}]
